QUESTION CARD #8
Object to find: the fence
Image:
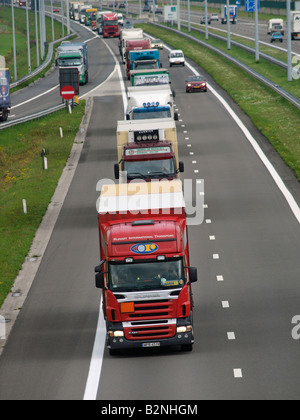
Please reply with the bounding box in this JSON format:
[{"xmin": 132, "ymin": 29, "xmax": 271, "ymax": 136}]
[{"xmin": 192, "ymin": 0, "xmax": 297, "ymax": 13}]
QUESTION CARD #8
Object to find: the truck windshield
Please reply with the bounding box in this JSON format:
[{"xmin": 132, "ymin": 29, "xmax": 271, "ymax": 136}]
[
  {"xmin": 58, "ymin": 57, "xmax": 82, "ymax": 66},
  {"xmin": 134, "ymin": 61, "xmax": 159, "ymax": 70},
  {"xmin": 104, "ymin": 20, "xmax": 118, "ymax": 26},
  {"xmin": 124, "ymin": 157, "xmax": 175, "ymax": 179},
  {"xmin": 133, "ymin": 108, "xmax": 171, "ymax": 120},
  {"xmin": 108, "ymin": 259, "xmax": 185, "ymax": 292}
]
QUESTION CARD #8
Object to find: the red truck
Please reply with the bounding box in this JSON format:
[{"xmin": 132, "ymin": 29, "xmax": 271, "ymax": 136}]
[
  {"xmin": 124, "ymin": 38, "xmax": 151, "ymax": 79},
  {"xmin": 103, "ymin": 12, "xmax": 120, "ymax": 38},
  {"xmin": 95, "ymin": 180, "xmax": 198, "ymax": 355}
]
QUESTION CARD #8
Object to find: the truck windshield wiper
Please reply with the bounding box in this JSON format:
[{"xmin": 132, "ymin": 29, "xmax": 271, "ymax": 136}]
[
  {"xmin": 148, "ymin": 171, "xmax": 172, "ymax": 177},
  {"xmin": 127, "ymin": 172, "xmax": 148, "ymax": 179}
]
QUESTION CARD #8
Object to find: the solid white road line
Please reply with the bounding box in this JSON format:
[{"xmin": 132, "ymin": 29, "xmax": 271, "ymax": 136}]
[
  {"xmin": 83, "ymin": 38, "xmax": 128, "ymax": 401},
  {"xmin": 183, "ymin": 59, "xmax": 300, "ymax": 224}
]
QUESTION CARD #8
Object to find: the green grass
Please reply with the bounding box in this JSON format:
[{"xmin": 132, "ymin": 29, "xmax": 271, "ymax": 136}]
[
  {"xmin": 0, "ymin": 102, "xmax": 86, "ymax": 307},
  {"xmin": 0, "ymin": 6, "xmax": 65, "ymax": 81},
  {"xmin": 140, "ymin": 23, "xmax": 300, "ymax": 181}
]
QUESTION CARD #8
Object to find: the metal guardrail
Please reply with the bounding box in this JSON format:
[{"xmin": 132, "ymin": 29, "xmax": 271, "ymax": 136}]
[
  {"xmin": 0, "ymin": 103, "xmax": 66, "ymax": 130},
  {"xmin": 10, "ymin": 32, "xmax": 74, "ymax": 90},
  {"xmin": 152, "ymin": 22, "xmax": 300, "ymax": 109},
  {"xmin": 182, "ymin": 23, "xmax": 288, "ymax": 70}
]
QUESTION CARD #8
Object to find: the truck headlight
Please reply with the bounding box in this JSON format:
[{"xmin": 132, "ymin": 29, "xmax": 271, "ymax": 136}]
[
  {"xmin": 177, "ymin": 325, "xmax": 192, "ymax": 333},
  {"xmin": 108, "ymin": 330, "xmax": 124, "ymax": 337}
]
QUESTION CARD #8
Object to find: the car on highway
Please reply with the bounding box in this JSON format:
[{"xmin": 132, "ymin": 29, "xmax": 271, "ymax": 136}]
[
  {"xmin": 169, "ymin": 50, "xmax": 185, "ymax": 67},
  {"xmin": 150, "ymin": 38, "xmax": 163, "ymax": 50},
  {"xmin": 200, "ymin": 16, "xmax": 212, "ymax": 24},
  {"xmin": 185, "ymin": 75, "xmax": 207, "ymax": 93},
  {"xmin": 211, "ymin": 12, "xmax": 219, "ymax": 21},
  {"xmin": 270, "ymin": 31, "xmax": 283, "ymax": 43}
]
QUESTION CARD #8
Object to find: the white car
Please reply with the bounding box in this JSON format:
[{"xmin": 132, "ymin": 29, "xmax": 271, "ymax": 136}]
[{"xmin": 169, "ymin": 50, "xmax": 185, "ymax": 67}]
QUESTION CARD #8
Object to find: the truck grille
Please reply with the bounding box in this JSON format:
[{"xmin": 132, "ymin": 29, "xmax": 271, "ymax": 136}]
[
  {"xmin": 124, "ymin": 320, "xmax": 176, "ymax": 341},
  {"xmin": 122, "ymin": 299, "xmax": 176, "ymax": 341},
  {"xmin": 127, "ymin": 300, "xmax": 173, "ymax": 321}
]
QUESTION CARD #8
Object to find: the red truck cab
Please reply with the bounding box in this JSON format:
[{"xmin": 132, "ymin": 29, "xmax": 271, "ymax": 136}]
[
  {"xmin": 115, "ymin": 120, "xmax": 184, "ymax": 183},
  {"xmin": 95, "ymin": 181, "xmax": 197, "ymax": 354},
  {"xmin": 103, "ymin": 12, "xmax": 120, "ymax": 38},
  {"xmin": 114, "ymin": 141, "xmax": 183, "ymax": 182}
]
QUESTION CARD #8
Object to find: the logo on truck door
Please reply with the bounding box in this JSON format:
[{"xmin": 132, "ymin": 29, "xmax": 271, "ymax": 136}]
[{"xmin": 131, "ymin": 243, "xmax": 159, "ymax": 254}]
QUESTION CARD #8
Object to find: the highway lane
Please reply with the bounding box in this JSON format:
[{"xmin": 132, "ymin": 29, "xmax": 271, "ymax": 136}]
[
  {"xmin": 181, "ymin": 13, "xmax": 300, "ymax": 53},
  {"xmin": 129, "ymin": 5, "xmax": 300, "ymax": 55},
  {"xmin": 0, "ymin": 31, "xmax": 299, "ymax": 400},
  {"xmin": 8, "ymin": 21, "xmax": 115, "ymax": 120},
  {"xmin": 94, "ymin": 39, "xmax": 300, "ymax": 400},
  {"xmin": 0, "ymin": 75, "xmax": 125, "ymax": 400}
]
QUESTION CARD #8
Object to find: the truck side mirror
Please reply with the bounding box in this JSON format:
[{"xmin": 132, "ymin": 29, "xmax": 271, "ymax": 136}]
[
  {"xmin": 174, "ymin": 112, "xmax": 178, "ymax": 121},
  {"xmin": 126, "ymin": 113, "xmax": 130, "ymax": 120},
  {"xmin": 114, "ymin": 163, "xmax": 120, "ymax": 180},
  {"xmin": 178, "ymin": 161, "xmax": 184, "ymax": 173},
  {"xmin": 95, "ymin": 272, "xmax": 105, "ymax": 289},
  {"xmin": 189, "ymin": 267, "xmax": 198, "ymax": 283}
]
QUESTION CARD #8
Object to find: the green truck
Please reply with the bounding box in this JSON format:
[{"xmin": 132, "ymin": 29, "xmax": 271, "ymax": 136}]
[{"xmin": 56, "ymin": 42, "xmax": 89, "ymax": 85}]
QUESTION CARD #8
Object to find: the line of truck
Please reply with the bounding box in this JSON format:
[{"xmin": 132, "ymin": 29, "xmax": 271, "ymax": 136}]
[
  {"xmin": 95, "ymin": 27, "xmax": 198, "ymax": 355},
  {"xmin": 69, "ymin": 2, "xmax": 120, "ymax": 38},
  {"xmin": 56, "ymin": 5, "xmax": 123, "ymax": 87}
]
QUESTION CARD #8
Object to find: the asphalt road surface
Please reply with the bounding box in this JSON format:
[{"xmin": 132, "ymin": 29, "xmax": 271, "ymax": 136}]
[{"xmin": 0, "ymin": 24, "xmax": 299, "ymax": 400}]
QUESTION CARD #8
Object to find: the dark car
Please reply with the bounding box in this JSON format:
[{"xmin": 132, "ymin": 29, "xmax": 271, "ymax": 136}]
[
  {"xmin": 200, "ymin": 16, "xmax": 211, "ymax": 24},
  {"xmin": 119, "ymin": 2, "xmax": 126, "ymax": 8},
  {"xmin": 186, "ymin": 75, "xmax": 207, "ymax": 93}
]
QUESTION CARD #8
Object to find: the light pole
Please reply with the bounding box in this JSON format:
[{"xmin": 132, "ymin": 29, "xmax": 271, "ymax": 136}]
[
  {"xmin": 11, "ymin": 0, "xmax": 17, "ymax": 81},
  {"xmin": 287, "ymin": 0, "xmax": 292, "ymax": 81}
]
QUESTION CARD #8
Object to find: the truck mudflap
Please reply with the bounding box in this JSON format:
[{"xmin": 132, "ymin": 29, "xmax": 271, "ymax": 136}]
[{"xmin": 106, "ymin": 315, "xmax": 194, "ymax": 353}]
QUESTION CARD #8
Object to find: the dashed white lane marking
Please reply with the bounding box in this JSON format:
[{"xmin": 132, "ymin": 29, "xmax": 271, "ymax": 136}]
[
  {"xmin": 222, "ymin": 301, "xmax": 230, "ymax": 308},
  {"xmin": 227, "ymin": 332, "xmax": 236, "ymax": 340},
  {"xmin": 217, "ymin": 275, "xmax": 224, "ymax": 282},
  {"xmin": 213, "ymin": 254, "xmax": 220, "ymax": 259},
  {"xmin": 233, "ymin": 369, "xmax": 243, "ymax": 378},
  {"xmin": 209, "ymin": 235, "xmax": 215, "ymax": 240}
]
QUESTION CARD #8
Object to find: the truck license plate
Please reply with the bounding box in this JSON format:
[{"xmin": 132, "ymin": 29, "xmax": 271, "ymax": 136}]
[{"xmin": 142, "ymin": 342, "xmax": 160, "ymax": 348}]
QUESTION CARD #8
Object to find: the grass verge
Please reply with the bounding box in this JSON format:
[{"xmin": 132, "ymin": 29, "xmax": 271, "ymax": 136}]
[
  {"xmin": 0, "ymin": 102, "xmax": 86, "ymax": 307},
  {"xmin": 140, "ymin": 23, "xmax": 300, "ymax": 181}
]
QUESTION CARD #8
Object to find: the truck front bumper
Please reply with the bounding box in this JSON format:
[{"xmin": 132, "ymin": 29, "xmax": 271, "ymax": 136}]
[{"xmin": 106, "ymin": 318, "xmax": 194, "ymax": 352}]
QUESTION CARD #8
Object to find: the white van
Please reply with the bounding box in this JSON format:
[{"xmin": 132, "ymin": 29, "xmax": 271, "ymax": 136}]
[{"xmin": 169, "ymin": 50, "xmax": 185, "ymax": 67}]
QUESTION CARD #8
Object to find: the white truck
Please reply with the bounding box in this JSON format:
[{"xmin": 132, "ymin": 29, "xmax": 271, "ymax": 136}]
[
  {"xmin": 221, "ymin": 5, "xmax": 237, "ymax": 24},
  {"xmin": 79, "ymin": 4, "xmax": 92, "ymax": 24},
  {"xmin": 267, "ymin": 18, "xmax": 284, "ymax": 35},
  {"xmin": 119, "ymin": 28, "xmax": 144, "ymax": 63},
  {"xmin": 126, "ymin": 85, "xmax": 178, "ymax": 121},
  {"xmin": 69, "ymin": 2, "xmax": 84, "ymax": 21},
  {"xmin": 291, "ymin": 11, "xmax": 300, "ymax": 40},
  {"xmin": 114, "ymin": 118, "xmax": 184, "ymax": 182}
]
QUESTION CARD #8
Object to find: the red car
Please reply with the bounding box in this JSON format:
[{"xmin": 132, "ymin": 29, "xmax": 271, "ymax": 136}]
[{"xmin": 186, "ymin": 75, "xmax": 207, "ymax": 93}]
